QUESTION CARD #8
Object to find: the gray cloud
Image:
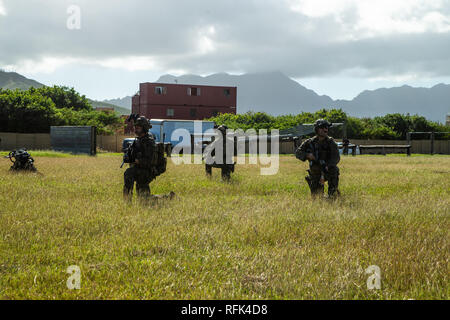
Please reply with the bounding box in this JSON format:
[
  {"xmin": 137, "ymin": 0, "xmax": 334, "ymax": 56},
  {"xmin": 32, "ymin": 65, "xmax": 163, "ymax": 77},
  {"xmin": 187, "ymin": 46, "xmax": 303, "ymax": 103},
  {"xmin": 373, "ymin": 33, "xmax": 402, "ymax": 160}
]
[{"xmin": 1, "ymin": 0, "xmax": 450, "ymax": 78}]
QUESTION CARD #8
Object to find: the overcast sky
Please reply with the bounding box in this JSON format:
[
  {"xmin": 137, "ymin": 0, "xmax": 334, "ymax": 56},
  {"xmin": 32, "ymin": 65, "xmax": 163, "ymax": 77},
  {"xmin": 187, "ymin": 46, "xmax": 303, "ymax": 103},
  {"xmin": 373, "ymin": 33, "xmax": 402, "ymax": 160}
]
[{"xmin": 1, "ymin": 0, "xmax": 450, "ymax": 100}]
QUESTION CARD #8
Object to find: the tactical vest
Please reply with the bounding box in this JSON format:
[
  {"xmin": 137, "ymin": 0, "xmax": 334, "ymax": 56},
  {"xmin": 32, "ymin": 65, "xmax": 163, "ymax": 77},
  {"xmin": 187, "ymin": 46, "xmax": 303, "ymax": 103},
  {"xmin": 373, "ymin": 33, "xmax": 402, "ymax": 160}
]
[
  {"xmin": 306, "ymin": 137, "xmax": 334, "ymax": 163},
  {"xmin": 133, "ymin": 136, "xmax": 166, "ymax": 177},
  {"xmin": 316, "ymin": 139, "xmax": 332, "ymax": 162}
]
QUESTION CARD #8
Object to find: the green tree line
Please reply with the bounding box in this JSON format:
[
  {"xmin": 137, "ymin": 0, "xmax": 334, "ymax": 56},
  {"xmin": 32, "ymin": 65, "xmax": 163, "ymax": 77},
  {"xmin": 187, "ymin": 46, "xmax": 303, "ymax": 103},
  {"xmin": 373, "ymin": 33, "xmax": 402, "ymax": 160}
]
[
  {"xmin": 0, "ymin": 86, "xmax": 123, "ymax": 134},
  {"xmin": 207, "ymin": 109, "xmax": 450, "ymax": 140},
  {"xmin": 1, "ymin": 87, "xmax": 448, "ymax": 139}
]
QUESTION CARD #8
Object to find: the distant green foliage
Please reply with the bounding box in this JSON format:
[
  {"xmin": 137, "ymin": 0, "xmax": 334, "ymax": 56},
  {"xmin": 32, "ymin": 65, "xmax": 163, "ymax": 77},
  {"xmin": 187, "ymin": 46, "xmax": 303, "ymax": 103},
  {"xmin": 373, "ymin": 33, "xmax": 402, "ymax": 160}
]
[
  {"xmin": 35, "ymin": 86, "xmax": 92, "ymax": 111},
  {"xmin": 206, "ymin": 109, "xmax": 348, "ymax": 132},
  {"xmin": 207, "ymin": 109, "xmax": 449, "ymax": 140},
  {"xmin": 0, "ymin": 86, "xmax": 123, "ymax": 134}
]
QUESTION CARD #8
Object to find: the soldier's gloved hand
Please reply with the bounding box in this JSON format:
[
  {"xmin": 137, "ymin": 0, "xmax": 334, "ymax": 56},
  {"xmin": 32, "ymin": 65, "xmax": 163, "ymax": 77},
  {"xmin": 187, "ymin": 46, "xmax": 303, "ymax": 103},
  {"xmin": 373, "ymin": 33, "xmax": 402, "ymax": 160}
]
[{"xmin": 306, "ymin": 153, "xmax": 316, "ymax": 161}]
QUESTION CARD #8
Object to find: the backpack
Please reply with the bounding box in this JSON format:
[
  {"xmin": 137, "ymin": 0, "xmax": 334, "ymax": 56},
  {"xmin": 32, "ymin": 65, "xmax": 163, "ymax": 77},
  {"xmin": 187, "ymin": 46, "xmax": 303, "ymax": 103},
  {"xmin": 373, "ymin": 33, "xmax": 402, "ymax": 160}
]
[{"xmin": 151, "ymin": 142, "xmax": 167, "ymax": 177}]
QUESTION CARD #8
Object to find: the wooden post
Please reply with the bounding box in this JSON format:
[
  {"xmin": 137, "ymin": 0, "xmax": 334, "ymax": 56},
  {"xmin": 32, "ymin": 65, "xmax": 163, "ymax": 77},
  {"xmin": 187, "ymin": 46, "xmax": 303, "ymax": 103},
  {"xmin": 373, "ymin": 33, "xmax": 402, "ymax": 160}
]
[
  {"xmin": 92, "ymin": 127, "xmax": 97, "ymax": 156},
  {"xmin": 407, "ymin": 146, "xmax": 411, "ymax": 156},
  {"xmin": 431, "ymin": 132, "xmax": 435, "ymax": 155}
]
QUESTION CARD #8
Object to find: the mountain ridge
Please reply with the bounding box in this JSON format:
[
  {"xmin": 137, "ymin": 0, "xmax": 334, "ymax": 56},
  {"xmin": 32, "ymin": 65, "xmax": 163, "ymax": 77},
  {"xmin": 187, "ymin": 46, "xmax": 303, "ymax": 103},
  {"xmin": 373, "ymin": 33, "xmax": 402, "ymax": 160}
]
[
  {"xmin": 2, "ymin": 70, "xmax": 449, "ymax": 122},
  {"xmin": 0, "ymin": 70, "xmax": 129, "ymax": 115},
  {"xmin": 0, "ymin": 70, "xmax": 44, "ymax": 90},
  {"xmin": 155, "ymin": 72, "xmax": 449, "ymax": 122}
]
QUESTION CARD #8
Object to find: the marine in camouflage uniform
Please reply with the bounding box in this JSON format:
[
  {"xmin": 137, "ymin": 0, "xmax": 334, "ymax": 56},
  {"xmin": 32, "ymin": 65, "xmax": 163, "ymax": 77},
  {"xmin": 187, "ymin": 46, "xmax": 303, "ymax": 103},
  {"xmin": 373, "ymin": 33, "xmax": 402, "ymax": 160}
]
[
  {"xmin": 205, "ymin": 125, "xmax": 235, "ymax": 181},
  {"xmin": 123, "ymin": 116, "xmax": 157, "ymax": 201},
  {"xmin": 295, "ymin": 119, "xmax": 340, "ymax": 198}
]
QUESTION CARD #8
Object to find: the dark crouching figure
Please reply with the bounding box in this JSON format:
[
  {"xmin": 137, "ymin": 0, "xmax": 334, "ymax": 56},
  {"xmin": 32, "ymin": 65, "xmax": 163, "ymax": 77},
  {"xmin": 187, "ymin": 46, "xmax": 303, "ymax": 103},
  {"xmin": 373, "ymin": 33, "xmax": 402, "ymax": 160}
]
[
  {"xmin": 295, "ymin": 119, "xmax": 341, "ymax": 199},
  {"xmin": 4, "ymin": 149, "xmax": 38, "ymax": 172},
  {"xmin": 204, "ymin": 125, "xmax": 235, "ymax": 181},
  {"xmin": 122, "ymin": 116, "xmax": 174, "ymax": 202}
]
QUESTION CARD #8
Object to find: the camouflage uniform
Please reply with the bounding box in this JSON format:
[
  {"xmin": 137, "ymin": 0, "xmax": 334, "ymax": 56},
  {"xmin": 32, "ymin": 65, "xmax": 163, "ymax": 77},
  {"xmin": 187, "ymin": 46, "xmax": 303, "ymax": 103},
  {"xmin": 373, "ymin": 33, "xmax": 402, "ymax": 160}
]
[
  {"xmin": 123, "ymin": 133, "xmax": 156, "ymax": 200},
  {"xmin": 296, "ymin": 134, "xmax": 340, "ymax": 197},
  {"xmin": 205, "ymin": 125, "xmax": 235, "ymax": 181}
]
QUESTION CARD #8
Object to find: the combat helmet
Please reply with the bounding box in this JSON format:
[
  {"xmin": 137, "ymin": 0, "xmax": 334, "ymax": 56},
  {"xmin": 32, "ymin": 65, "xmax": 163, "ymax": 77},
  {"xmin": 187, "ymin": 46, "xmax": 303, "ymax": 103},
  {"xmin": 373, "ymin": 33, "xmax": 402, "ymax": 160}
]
[
  {"xmin": 314, "ymin": 119, "xmax": 332, "ymax": 132},
  {"xmin": 134, "ymin": 116, "xmax": 152, "ymax": 131}
]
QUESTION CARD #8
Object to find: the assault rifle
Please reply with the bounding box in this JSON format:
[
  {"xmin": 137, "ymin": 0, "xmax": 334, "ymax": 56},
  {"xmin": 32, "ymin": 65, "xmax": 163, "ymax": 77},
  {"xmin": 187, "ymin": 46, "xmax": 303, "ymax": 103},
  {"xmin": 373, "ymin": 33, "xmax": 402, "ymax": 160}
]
[
  {"xmin": 120, "ymin": 139, "xmax": 136, "ymax": 168},
  {"xmin": 305, "ymin": 141, "xmax": 328, "ymax": 186}
]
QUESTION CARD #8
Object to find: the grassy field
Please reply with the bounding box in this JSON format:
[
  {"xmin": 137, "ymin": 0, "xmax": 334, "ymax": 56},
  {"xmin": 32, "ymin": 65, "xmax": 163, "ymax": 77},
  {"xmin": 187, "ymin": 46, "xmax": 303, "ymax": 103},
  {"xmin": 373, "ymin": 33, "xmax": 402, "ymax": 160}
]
[{"xmin": 0, "ymin": 152, "xmax": 448, "ymax": 300}]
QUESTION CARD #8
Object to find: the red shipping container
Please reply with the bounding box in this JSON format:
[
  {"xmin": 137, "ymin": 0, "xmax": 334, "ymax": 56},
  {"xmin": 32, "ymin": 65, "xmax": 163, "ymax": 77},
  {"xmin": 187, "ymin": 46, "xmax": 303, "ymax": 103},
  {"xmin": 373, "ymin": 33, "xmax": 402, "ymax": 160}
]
[{"xmin": 131, "ymin": 82, "xmax": 237, "ymax": 120}]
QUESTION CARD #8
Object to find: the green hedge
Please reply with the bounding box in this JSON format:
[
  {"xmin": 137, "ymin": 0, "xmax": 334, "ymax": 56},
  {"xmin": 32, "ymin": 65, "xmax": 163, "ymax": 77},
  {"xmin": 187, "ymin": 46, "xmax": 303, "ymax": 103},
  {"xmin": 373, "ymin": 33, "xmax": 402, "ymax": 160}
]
[
  {"xmin": 0, "ymin": 86, "xmax": 123, "ymax": 134},
  {"xmin": 1, "ymin": 87, "xmax": 447, "ymax": 140},
  {"xmin": 207, "ymin": 109, "xmax": 449, "ymax": 140}
]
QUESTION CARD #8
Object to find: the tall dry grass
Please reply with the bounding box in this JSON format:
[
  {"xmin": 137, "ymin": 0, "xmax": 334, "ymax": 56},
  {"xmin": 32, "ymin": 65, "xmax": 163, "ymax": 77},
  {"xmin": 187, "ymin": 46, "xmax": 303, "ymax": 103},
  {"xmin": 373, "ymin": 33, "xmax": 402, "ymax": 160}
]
[{"xmin": 0, "ymin": 153, "xmax": 448, "ymax": 299}]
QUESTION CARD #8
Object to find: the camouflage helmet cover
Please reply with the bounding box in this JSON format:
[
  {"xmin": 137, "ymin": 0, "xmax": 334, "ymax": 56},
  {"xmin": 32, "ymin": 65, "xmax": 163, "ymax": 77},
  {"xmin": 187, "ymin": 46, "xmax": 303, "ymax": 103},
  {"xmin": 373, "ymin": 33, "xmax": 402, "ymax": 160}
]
[
  {"xmin": 134, "ymin": 116, "xmax": 152, "ymax": 131},
  {"xmin": 314, "ymin": 119, "xmax": 332, "ymax": 130}
]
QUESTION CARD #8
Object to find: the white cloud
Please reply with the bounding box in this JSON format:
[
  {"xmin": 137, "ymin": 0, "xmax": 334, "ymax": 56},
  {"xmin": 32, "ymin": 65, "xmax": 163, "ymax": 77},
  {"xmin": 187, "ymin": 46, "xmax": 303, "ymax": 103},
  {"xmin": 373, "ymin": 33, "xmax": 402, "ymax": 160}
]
[
  {"xmin": 96, "ymin": 56, "xmax": 156, "ymax": 71},
  {"xmin": 196, "ymin": 25, "xmax": 217, "ymax": 55},
  {"xmin": 289, "ymin": 0, "xmax": 450, "ymax": 38},
  {"xmin": 288, "ymin": 0, "xmax": 354, "ymax": 17},
  {"xmin": 4, "ymin": 57, "xmax": 80, "ymax": 74},
  {"xmin": 368, "ymin": 73, "xmax": 421, "ymax": 83},
  {"xmin": 165, "ymin": 68, "xmax": 189, "ymax": 77},
  {"xmin": 422, "ymin": 11, "xmax": 450, "ymax": 33},
  {"xmin": 4, "ymin": 55, "xmax": 159, "ymax": 73},
  {"xmin": 0, "ymin": 0, "xmax": 7, "ymax": 15},
  {"xmin": 1, "ymin": 0, "xmax": 450, "ymax": 79}
]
